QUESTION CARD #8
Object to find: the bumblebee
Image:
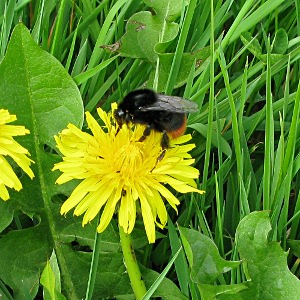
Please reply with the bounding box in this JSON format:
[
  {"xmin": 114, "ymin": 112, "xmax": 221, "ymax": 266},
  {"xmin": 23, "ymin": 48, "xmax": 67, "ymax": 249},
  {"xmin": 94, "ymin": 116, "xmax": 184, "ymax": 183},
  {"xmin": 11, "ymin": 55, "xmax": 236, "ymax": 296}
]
[{"xmin": 114, "ymin": 89, "xmax": 198, "ymax": 149}]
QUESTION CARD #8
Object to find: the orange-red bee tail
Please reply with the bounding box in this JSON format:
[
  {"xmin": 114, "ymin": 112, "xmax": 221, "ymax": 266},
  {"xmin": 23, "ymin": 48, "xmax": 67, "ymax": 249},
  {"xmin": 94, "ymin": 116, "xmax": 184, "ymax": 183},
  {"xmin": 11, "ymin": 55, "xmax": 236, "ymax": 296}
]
[{"xmin": 168, "ymin": 115, "xmax": 187, "ymax": 139}]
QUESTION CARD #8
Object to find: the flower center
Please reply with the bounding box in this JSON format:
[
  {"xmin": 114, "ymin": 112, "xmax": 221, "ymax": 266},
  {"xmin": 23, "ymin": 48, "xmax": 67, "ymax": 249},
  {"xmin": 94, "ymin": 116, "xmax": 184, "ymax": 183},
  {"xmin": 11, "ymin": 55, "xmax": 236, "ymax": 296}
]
[{"xmin": 115, "ymin": 142, "xmax": 143, "ymax": 175}]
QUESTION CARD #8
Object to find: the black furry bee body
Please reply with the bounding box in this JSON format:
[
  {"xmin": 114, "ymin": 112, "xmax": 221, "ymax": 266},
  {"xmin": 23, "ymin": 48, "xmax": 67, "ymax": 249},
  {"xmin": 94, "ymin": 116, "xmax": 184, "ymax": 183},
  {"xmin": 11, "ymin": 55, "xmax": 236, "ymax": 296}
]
[{"xmin": 115, "ymin": 89, "xmax": 198, "ymax": 149}]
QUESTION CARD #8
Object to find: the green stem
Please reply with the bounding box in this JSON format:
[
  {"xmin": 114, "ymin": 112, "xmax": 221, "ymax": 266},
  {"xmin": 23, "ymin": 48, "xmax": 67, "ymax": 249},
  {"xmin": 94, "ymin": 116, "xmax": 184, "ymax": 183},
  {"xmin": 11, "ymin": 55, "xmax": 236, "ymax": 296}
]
[
  {"xmin": 85, "ymin": 215, "xmax": 102, "ymax": 300},
  {"xmin": 119, "ymin": 226, "xmax": 147, "ymax": 299}
]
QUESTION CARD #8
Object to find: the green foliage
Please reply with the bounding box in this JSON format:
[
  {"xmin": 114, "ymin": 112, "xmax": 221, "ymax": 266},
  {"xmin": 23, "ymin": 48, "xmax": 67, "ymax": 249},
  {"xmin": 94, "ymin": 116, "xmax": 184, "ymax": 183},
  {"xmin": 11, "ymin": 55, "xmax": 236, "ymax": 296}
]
[
  {"xmin": 0, "ymin": 21, "xmax": 187, "ymax": 300},
  {"xmin": 40, "ymin": 252, "xmax": 66, "ymax": 300},
  {"xmin": 236, "ymin": 212, "xmax": 300, "ymax": 299},
  {"xmin": 180, "ymin": 226, "xmax": 241, "ymax": 284},
  {"xmin": 240, "ymin": 29, "xmax": 288, "ymax": 64},
  {"xmin": 181, "ymin": 212, "xmax": 300, "ymax": 299},
  {"xmin": 103, "ymin": 0, "xmax": 210, "ymax": 91},
  {"xmin": 117, "ymin": 0, "xmax": 182, "ymax": 62},
  {"xmin": 0, "ymin": 23, "xmax": 83, "ymax": 299},
  {"xmin": 1, "ymin": 0, "xmax": 300, "ymax": 299}
]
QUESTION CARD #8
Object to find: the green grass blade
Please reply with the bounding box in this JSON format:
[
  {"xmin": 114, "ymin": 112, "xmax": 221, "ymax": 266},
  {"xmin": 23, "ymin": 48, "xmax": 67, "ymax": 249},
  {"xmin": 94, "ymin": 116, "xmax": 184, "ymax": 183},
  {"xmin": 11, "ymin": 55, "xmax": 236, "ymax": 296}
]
[
  {"xmin": 202, "ymin": 0, "xmax": 215, "ymax": 191},
  {"xmin": 141, "ymin": 247, "xmax": 182, "ymax": 300},
  {"xmin": 50, "ymin": 0, "xmax": 68, "ymax": 59},
  {"xmin": 0, "ymin": 0, "xmax": 15, "ymax": 59},
  {"xmin": 221, "ymin": 0, "xmax": 256, "ymax": 48},
  {"xmin": 31, "ymin": 0, "xmax": 45, "ymax": 43},
  {"xmin": 228, "ymin": 0, "xmax": 285, "ymax": 44},
  {"xmin": 65, "ymin": 18, "xmax": 80, "ymax": 72},
  {"xmin": 71, "ymin": 39, "xmax": 88, "ymax": 77},
  {"xmin": 74, "ymin": 55, "xmax": 119, "ymax": 85},
  {"xmin": 165, "ymin": 0, "xmax": 197, "ymax": 94},
  {"xmin": 168, "ymin": 218, "xmax": 190, "ymax": 297},
  {"xmin": 263, "ymin": 39, "xmax": 274, "ymax": 210}
]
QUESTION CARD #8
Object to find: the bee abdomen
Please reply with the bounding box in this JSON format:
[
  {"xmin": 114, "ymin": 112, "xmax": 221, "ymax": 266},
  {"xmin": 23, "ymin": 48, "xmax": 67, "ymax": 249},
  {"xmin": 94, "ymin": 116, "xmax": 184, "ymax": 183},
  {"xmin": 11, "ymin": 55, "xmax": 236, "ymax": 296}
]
[{"xmin": 165, "ymin": 113, "xmax": 187, "ymax": 139}]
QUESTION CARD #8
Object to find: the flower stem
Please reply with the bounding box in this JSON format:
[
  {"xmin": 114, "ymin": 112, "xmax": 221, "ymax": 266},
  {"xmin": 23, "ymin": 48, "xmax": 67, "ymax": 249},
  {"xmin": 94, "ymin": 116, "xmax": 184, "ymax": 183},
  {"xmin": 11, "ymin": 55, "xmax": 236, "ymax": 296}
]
[
  {"xmin": 85, "ymin": 215, "xmax": 102, "ymax": 300},
  {"xmin": 119, "ymin": 226, "xmax": 147, "ymax": 299}
]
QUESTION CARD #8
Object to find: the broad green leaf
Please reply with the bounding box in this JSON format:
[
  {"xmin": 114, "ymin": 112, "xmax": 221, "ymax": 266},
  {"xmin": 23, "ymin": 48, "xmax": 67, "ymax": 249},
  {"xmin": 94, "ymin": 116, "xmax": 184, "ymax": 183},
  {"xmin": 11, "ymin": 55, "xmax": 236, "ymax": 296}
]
[
  {"xmin": 49, "ymin": 251, "xmax": 63, "ymax": 295},
  {"xmin": 102, "ymin": 0, "xmax": 210, "ymax": 90},
  {"xmin": 179, "ymin": 227, "xmax": 241, "ymax": 284},
  {"xmin": 181, "ymin": 213, "xmax": 300, "ymax": 300},
  {"xmin": 57, "ymin": 225, "xmax": 132, "ymax": 300},
  {"xmin": 235, "ymin": 211, "xmax": 300, "ymax": 299},
  {"xmin": 272, "ymin": 28, "xmax": 288, "ymax": 54},
  {"xmin": 0, "ymin": 23, "xmax": 84, "ymax": 299},
  {"xmin": 260, "ymin": 53, "xmax": 285, "ymax": 65},
  {"xmin": 0, "ymin": 200, "xmax": 13, "ymax": 232},
  {"xmin": 117, "ymin": 0, "xmax": 184, "ymax": 63},
  {"xmin": 40, "ymin": 258, "xmax": 66, "ymax": 300},
  {"xmin": 54, "ymin": 218, "xmax": 186, "ymax": 299},
  {"xmin": 0, "ymin": 26, "xmax": 83, "ymax": 149},
  {"xmin": 287, "ymin": 239, "xmax": 300, "ymax": 257},
  {"xmin": 147, "ymin": 46, "xmax": 211, "ymax": 91},
  {"xmin": 197, "ymin": 283, "xmax": 248, "ymax": 300},
  {"xmin": 0, "ymin": 222, "xmax": 51, "ymax": 299}
]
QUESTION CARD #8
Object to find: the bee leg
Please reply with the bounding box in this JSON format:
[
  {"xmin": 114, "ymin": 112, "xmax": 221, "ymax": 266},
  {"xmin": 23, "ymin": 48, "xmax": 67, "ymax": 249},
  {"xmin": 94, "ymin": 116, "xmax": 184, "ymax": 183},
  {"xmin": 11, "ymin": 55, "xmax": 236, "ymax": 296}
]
[
  {"xmin": 156, "ymin": 149, "xmax": 166, "ymax": 162},
  {"xmin": 160, "ymin": 131, "xmax": 170, "ymax": 149},
  {"xmin": 115, "ymin": 126, "xmax": 120, "ymax": 136},
  {"xmin": 155, "ymin": 132, "xmax": 169, "ymax": 163},
  {"xmin": 150, "ymin": 148, "xmax": 166, "ymax": 172},
  {"xmin": 150, "ymin": 132, "xmax": 169, "ymax": 172},
  {"xmin": 139, "ymin": 125, "xmax": 152, "ymax": 142}
]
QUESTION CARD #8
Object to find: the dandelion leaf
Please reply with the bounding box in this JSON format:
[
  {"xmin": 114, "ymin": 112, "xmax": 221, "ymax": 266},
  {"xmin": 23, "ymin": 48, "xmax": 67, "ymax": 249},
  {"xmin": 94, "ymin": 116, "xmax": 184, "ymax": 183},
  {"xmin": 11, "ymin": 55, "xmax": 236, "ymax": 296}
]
[
  {"xmin": 235, "ymin": 211, "xmax": 300, "ymax": 300},
  {"xmin": 287, "ymin": 239, "xmax": 300, "ymax": 257},
  {"xmin": 272, "ymin": 28, "xmax": 288, "ymax": 54},
  {"xmin": 180, "ymin": 227, "xmax": 241, "ymax": 284},
  {"xmin": 181, "ymin": 212, "xmax": 300, "ymax": 299},
  {"xmin": 0, "ymin": 25, "xmax": 83, "ymax": 149},
  {"xmin": 116, "ymin": 0, "xmax": 184, "ymax": 62},
  {"xmin": 102, "ymin": 0, "xmax": 210, "ymax": 91},
  {"xmin": 0, "ymin": 23, "xmax": 84, "ymax": 299},
  {"xmin": 40, "ymin": 255, "xmax": 66, "ymax": 300}
]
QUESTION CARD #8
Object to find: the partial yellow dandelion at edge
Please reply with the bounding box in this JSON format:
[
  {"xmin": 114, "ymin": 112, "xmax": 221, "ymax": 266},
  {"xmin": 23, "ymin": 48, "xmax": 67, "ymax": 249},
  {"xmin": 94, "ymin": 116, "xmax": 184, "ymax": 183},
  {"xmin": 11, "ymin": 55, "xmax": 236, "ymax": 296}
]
[
  {"xmin": 53, "ymin": 104, "xmax": 204, "ymax": 243},
  {"xmin": 0, "ymin": 109, "xmax": 34, "ymax": 201}
]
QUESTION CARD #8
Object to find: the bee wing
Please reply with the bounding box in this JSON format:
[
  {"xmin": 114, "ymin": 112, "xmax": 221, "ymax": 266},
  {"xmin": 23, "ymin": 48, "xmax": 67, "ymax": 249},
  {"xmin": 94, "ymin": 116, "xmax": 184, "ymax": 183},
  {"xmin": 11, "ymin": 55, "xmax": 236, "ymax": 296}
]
[{"xmin": 138, "ymin": 94, "xmax": 199, "ymax": 113}]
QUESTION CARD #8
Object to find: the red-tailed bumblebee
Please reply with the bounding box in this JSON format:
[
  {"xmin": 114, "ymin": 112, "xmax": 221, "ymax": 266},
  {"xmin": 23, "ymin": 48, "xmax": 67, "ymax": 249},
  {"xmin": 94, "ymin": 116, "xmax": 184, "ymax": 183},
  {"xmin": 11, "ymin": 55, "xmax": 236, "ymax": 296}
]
[{"xmin": 115, "ymin": 89, "xmax": 198, "ymax": 149}]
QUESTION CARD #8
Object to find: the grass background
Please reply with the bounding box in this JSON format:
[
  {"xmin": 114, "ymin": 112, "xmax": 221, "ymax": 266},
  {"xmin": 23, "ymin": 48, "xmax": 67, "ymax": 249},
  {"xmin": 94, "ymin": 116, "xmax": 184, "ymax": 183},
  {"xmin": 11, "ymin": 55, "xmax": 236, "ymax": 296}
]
[{"xmin": 1, "ymin": 0, "xmax": 300, "ymax": 299}]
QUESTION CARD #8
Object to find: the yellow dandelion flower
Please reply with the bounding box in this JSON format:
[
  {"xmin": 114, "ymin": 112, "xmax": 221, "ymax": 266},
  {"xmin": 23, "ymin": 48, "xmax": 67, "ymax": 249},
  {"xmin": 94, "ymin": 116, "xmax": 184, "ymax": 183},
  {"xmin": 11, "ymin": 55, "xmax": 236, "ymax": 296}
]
[
  {"xmin": 0, "ymin": 109, "xmax": 34, "ymax": 201},
  {"xmin": 53, "ymin": 104, "xmax": 204, "ymax": 243}
]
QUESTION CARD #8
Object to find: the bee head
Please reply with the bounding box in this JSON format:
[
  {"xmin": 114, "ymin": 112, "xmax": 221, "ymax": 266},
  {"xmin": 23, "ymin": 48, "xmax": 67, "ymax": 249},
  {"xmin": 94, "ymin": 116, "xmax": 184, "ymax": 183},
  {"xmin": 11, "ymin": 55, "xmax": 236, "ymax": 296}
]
[
  {"xmin": 115, "ymin": 89, "xmax": 157, "ymax": 126},
  {"xmin": 114, "ymin": 107, "xmax": 131, "ymax": 126}
]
